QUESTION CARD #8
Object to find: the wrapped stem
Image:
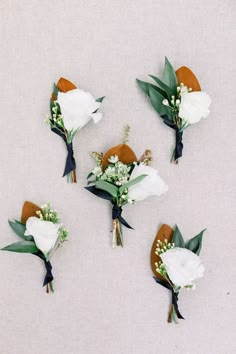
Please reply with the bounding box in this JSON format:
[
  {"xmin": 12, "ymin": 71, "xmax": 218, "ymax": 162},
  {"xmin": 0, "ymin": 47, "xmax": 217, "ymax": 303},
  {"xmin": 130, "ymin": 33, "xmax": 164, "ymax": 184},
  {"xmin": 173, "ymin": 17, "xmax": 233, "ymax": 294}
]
[
  {"xmin": 67, "ymin": 169, "xmax": 77, "ymax": 183},
  {"xmin": 112, "ymin": 219, "xmax": 123, "ymax": 248}
]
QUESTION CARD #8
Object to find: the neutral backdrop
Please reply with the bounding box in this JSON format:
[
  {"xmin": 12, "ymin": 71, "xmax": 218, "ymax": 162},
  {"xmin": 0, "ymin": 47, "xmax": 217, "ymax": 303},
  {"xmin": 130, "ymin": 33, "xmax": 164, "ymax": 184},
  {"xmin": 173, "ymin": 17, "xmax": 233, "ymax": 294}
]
[{"xmin": 0, "ymin": 1, "xmax": 235, "ymax": 353}]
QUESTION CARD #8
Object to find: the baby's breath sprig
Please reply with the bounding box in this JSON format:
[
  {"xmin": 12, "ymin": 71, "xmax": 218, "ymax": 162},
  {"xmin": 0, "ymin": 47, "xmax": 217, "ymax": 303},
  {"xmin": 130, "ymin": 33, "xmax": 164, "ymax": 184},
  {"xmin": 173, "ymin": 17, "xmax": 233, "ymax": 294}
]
[
  {"xmin": 122, "ymin": 125, "xmax": 131, "ymax": 144},
  {"xmin": 155, "ymin": 261, "xmax": 168, "ymax": 278},
  {"xmin": 155, "ymin": 239, "xmax": 175, "ymax": 256},
  {"xmin": 47, "ymin": 101, "xmax": 65, "ymax": 129},
  {"xmin": 58, "ymin": 226, "xmax": 69, "ymax": 242},
  {"xmin": 36, "ymin": 203, "xmax": 60, "ymax": 224},
  {"xmin": 91, "ymin": 151, "xmax": 103, "ymax": 166},
  {"xmin": 140, "ymin": 150, "xmax": 152, "ymax": 165}
]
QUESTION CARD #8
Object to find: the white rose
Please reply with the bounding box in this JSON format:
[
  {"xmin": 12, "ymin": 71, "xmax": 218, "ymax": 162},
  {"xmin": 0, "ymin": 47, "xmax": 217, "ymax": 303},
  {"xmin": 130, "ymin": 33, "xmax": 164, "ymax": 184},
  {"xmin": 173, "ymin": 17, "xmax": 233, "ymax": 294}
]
[
  {"xmin": 56, "ymin": 89, "xmax": 102, "ymax": 132},
  {"xmin": 25, "ymin": 217, "xmax": 60, "ymax": 256},
  {"xmin": 128, "ymin": 163, "xmax": 168, "ymax": 201},
  {"xmin": 179, "ymin": 91, "xmax": 211, "ymax": 125},
  {"xmin": 160, "ymin": 247, "xmax": 205, "ymax": 288}
]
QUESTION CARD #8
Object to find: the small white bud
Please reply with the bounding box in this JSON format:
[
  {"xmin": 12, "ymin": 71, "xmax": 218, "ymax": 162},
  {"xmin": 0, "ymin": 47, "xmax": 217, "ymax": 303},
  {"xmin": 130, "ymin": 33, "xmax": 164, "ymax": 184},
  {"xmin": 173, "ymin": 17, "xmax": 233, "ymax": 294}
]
[
  {"xmin": 176, "ymin": 99, "xmax": 180, "ymax": 105},
  {"xmin": 177, "ymin": 86, "xmax": 180, "ymax": 92},
  {"xmin": 162, "ymin": 99, "xmax": 169, "ymax": 106}
]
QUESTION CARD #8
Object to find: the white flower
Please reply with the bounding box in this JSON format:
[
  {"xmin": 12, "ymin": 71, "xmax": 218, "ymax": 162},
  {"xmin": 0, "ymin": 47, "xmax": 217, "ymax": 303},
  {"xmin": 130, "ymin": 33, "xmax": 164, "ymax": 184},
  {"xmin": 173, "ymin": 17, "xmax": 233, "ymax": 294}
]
[
  {"xmin": 25, "ymin": 217, "xmax": 60, "ymax": 256},
  {"xmin": 56, "ymin": 89, "xmax": 102, "ymax": 132},
  {"xmin": 179, "ymin": 91, "xmax": 211, "ymax": 125},
  {"xmin": 128, "ymin": 163, "xmax": 168, "ymax": 201},
  {"xmin": 160, "ymin": 247, "xmax": 205, "ymax": 288},
  {"xmin": 108, "ymin": 155, "xmax": 119, "ymax": 164}
]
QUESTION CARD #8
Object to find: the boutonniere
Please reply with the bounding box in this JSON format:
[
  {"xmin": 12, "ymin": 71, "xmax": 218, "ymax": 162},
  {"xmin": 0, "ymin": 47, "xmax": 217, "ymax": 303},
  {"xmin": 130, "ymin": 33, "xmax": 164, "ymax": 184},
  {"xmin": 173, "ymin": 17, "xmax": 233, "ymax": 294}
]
[
  {"xmin": 150, "ymin": 224, "xmax": 206, "ymax": 323},
  {"xmin": 1, "ymin": 201, "xmax": 68, "ymax": 293},
  {"xmin": 85, "ymin": 126, "xmax": 168, "ymax": 248},
  {"xmin": 137, "ymin": 57, "xmax": 211, "ymax": 163},
  {"xmin": 46, "ymin": 77, "xmax": 105, "ymax": 182}
]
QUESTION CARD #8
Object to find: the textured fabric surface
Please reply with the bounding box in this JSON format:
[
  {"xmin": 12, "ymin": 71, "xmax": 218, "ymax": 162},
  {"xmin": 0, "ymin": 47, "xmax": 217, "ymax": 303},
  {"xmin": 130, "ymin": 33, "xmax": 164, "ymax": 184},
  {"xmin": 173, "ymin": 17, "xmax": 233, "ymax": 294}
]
[{"xmin": 0, "ymin": 1, "xmax": 235, "ymax": 353}]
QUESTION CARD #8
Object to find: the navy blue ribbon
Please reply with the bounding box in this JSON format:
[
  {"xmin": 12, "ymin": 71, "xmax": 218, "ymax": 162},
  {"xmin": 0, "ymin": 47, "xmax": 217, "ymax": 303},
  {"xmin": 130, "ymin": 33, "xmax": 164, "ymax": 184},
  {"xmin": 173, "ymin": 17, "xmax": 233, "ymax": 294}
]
[
  {"xmin": 112, "ymin": 203, "xmax": 134, "ymax": 229},
  {"xmin": 33, "ymin": 251, "xmax": 54, "ymax": 287},
  {"xmin": 43, "ymin": 261, "xmax": 54, "ymax": 287},
  {"xmin": 51, "ymin": 123, "xmax": 76, "ymax": 177},
  {"xmin": 153, "ymin": 277, "xmax": 184, "ymax": 320},
  {"xmin": 85, "ymin": 186, "xmax": 134, "ymax": 229},
  {"xmin": 162, "ymin": 117, "xmax": 183, "ymax": 161},
  {"xmin": 63, "ymin": 142, "xmax": 76, "ymax": 177}
]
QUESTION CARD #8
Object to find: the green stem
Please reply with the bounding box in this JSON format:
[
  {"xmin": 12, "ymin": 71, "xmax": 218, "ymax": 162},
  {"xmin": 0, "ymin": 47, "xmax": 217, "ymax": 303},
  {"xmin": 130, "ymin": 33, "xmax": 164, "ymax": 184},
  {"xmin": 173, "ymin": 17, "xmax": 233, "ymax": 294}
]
[{"xmin": 49, "ymin": 282, "xmax": 54, "ymax": 293}]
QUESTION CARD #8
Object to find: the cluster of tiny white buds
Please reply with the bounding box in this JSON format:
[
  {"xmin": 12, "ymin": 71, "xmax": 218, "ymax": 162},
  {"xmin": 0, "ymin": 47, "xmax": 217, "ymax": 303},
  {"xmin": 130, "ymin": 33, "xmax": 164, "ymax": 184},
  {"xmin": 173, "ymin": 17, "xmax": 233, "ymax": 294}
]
[{"xmin": 155, "ymin": 239, "xmax": 175, "ymax": 255}]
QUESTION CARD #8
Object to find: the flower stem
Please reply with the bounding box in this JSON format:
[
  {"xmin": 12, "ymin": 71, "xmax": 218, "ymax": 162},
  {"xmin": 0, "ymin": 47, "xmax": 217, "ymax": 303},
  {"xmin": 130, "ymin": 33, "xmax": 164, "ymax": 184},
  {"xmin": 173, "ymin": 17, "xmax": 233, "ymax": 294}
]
[
  {"xmin": 67, "ymin": 170, "xmax": 77, "ymax": 183},
  {"xmin": 112, "ymin": 219, "xmax": 123, "ymax": 247}
]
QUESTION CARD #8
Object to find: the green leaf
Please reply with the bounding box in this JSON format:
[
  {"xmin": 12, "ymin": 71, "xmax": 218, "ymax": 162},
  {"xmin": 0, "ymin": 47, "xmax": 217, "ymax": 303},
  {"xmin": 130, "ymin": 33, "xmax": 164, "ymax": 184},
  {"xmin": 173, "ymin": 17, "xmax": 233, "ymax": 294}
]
[
  {"xmin": 8, "ymin": 220, "xmax": 34, "ymax": 241},
  {"xmin": 87, "ymin": 172, "xmax": 94, "ymax": 179},
  {"xmin": 8, "ymin": 220, "xmax": 26, "ymax": 239},
  {"xmin": 119, "ymin": 174, "xmax": 147, "ymax": 194},
  {"xmin": 185, "ymin": 229, "xmax": 206, "ymax": 255},
  {"xmin": 172, "ymin": 225, "xmax": 185, "ymax": 248},
  {"xmin": 96, "ymin": 96, "xmax": 105, "ymax": 103},
  {"xmin": 95, "ymin": 180, "xmax": 118, "ymax": 198},
  {"xmin": 136, "ymin": 79, "xmax": 167, "ymax": 98},
  {"xmin": 53, "ymin": 83, "xmax": 59, "ymax": 99},
  {"xmin": 149, "ymin": 75, "xmax": 175, "ymax": 98},
  {"xmin": 162, "ymin": 57, "xmax": 178, "ymax": 91},
  {"xmin": 93, "ymin": 96, "xmax": 105, "ymax": 113},
  {"xmin": 1, "ymin": 240, "xmax": 38, "ymax": 254},
  {"xmin": 148, "ymin": 85, "xmax": 172, "ymax": 118}
]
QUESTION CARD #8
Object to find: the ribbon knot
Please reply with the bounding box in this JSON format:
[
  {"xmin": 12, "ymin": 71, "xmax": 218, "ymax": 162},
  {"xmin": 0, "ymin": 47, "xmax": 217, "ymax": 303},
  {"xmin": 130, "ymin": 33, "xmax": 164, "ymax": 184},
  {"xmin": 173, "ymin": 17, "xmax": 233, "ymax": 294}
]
[
  {"xmin": 43, "ymin": 261, "xmax": 54, "ymax": 287},
  {"xmin": 112, "ymin": 203, "xmax": 134, "ymax": 229},
  {"xmin": 162, "ymin": 117, "xmax": 184, "ymax": 161},
  {"xmin": 153, "ymin": 277, "xmax": 184, "ymax": 320},
  {"xmin": 112, "ymin": 204, "xmax": 122, "ymax": 220},
  {"xmin": 63, "ymin": 142, "xmax": 76, "ymax": 177}
]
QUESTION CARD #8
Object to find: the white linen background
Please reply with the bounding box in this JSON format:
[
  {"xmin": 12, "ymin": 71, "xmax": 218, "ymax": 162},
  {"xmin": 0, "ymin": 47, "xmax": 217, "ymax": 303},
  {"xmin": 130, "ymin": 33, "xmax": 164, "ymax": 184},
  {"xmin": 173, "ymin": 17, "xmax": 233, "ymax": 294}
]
[{"xmin": 0, "ymin": 0, "xmax": 235, "ymax": 353}]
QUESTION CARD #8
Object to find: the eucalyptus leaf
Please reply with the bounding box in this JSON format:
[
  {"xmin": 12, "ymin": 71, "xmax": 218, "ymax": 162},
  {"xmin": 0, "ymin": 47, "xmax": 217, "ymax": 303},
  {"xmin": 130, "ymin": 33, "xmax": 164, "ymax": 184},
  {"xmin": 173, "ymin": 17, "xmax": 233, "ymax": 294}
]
[
  {"xmin": 149, "ymin": 75, "xmax": 174, "ymax": 98},
  {"xmin": 149, "ymin": 85, "xmax": 172, "ymax": 118},
  {"xmin": 185, "ymin": 229, "xmax": 206, "ymax": 255},
  {"xmin": 162, "ymin": 57, "xmax": 178, "ymax": 90},
  {"xmin": 172, "ymin": 225, "xmax": 185, "ymax": 248},
  {"xmin": 1, "ymin": 240, "xmax": 38, "ymax": 254},
  {"xmin": 119, "ymin": 174, "xmax": 147, "ymax": 194},
  {"xmin": 95, "ymin": 180, "xmax": 118, "ymax": 198},
  {"xmin": 136, "ymin": 79, "xmax": 167, "ymax": 98}
]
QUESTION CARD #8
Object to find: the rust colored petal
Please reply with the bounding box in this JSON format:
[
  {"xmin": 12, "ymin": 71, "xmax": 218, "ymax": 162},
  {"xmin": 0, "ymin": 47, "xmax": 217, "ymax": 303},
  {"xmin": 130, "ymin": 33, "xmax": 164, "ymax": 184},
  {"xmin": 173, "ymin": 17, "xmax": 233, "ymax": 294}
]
[
  {"xmin": 176, "ymin": 66, "xmax": 201, "ymax": 91},
  {"xmin": 51, "ymin": 77, "xmax": 77, "ymax": 101},
  {"xmin": 150, "ymin": 224, "xmax": 174, "ymax": 279},
  {"xmin": 21, "ymin": 201, "xmax": 42, "ymax": 224},
  {"xmin": 101, "ymin": 144, "xmax": 137, "ymax": 170}
]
